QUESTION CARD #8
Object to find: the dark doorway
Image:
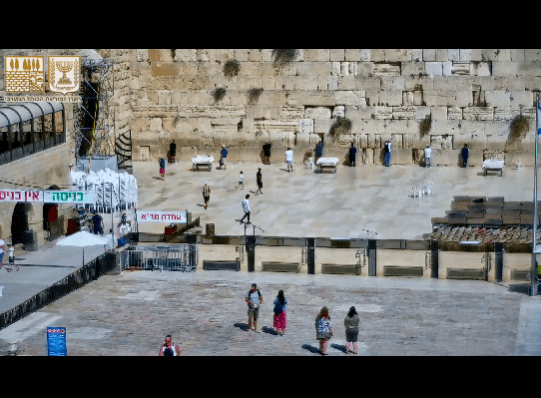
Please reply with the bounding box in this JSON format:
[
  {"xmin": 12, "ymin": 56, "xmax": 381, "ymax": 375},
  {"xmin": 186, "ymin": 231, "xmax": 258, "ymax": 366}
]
[{"xmin": 11, "ymin": 202, "xmax": 29, "ymax": 245}]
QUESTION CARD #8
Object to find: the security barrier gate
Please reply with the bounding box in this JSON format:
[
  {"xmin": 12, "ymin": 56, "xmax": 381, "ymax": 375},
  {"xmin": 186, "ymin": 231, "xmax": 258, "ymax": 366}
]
[{"xmin": 120, "ymin": 244, "xmax": 197, "ymax": 272}]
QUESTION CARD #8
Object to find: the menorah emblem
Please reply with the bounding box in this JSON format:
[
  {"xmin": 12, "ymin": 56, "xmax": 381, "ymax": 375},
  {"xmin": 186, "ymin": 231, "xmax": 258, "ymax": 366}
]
[
  {"xmin": 49, "ymin": 56, "xmax": 80, "ymax": 95},
  {"xmin": 56, "ymin": 61, "xmax": 74, "ymax": 85}
]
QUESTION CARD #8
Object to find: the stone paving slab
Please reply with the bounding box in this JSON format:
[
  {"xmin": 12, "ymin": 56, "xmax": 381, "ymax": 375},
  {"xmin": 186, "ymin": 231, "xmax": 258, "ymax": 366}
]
[{"xmin": 0, "ymin": 270, "xmax": 528, "ymax": 356}]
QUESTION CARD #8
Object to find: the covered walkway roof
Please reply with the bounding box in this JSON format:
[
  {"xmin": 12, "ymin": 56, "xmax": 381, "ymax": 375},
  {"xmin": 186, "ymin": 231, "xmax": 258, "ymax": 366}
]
[{"xmin": 0, "ymin": 101, "xmax": 64, "ymax": 129}]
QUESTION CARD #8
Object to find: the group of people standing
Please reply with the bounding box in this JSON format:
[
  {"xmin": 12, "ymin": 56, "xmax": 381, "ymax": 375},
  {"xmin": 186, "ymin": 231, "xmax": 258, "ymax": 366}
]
[{"xmin": 245, "ymin": 283, "xmax": 361, "ymax": 355}]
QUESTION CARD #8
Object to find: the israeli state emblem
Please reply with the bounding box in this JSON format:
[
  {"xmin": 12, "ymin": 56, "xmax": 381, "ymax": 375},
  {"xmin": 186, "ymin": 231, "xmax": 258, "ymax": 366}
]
[{"xmin": 48, "ymin": 56, "xmax": 80, "ymax": 95}]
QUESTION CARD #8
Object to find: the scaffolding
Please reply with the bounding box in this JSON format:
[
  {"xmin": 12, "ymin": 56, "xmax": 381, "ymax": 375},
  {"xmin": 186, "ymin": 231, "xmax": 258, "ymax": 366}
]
[{"xmin": 73, "ymin": 58, "xmax": 115, "ymax": 172}]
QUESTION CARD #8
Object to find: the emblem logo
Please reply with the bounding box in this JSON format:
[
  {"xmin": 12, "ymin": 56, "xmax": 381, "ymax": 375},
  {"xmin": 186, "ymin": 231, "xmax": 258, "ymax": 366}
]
[
  {"xmin": 5, "ymin": 56, "xmax": 45, "ymax": 92},
  {"xmin": 48, "ymin": 56, "xmax": 80, "ymax": 95}
]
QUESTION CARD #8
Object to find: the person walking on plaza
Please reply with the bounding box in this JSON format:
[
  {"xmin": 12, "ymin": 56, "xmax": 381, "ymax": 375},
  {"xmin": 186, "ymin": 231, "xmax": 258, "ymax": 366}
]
[
  {"xmin": 169, "ymin": 140, "xmax": 176, "ymax": 163},
  {"xmin": 255, "ymin": 168, "xmax": 263, "ymax": 195},
  {"xmin": 219, "ymin": 145, "xmax": 228, "ymax": 170},
  {"xmin": 273, "ymin": 290, "xmax": 288, "ymax": 336},
  {"xmin": 159, "ymin": 157, "xmax": 166, "ymax": 178},
  {"xmin": 344, "ymin": 306, "xmax": 360, "ymax": 354},
  {"xmin": 315, "ymin": 306, "xmax": 333, "ymax": 355},
  {"xmin": 158, "ymin": 334, "xmax": 181, "ymax": 356},
  {"xmin": 202, "ymin": 183, "xmax": 211, "ymax": 210},
  {"xmin": 0, "ymin": 237, "xmax": 5, "ymax": 269},
  {"xmin": 349, "ymin": 142, "xmax": 357, "ymax": 167},
  {"xmin": 384, "ymin": 140, "xmax": 392, "ymax": 167},
  {"xmin": 424, "ymin": 144, "xmax": 432, "ymax": 168},
  {"xmin": 7, "ymin": 244, "xmax": 17, "ymax": 272},
  {"xmin": 263, "ymin": 141, "xmax": 272, "ymax": 165},
  {"xmin": 461, "ymin": 144, "xmax": 469, "ymax": 168},
  {"xmin": 246, "ymin": 283, "xmax": 263, "ymax": 332},
  {"xmin": 92, "ymin": 211, "xmax": 104, "ymax": 235},
  {"xmin": 238, "ymin": 171, "xmax": 244, "ymax": 190},
  {"xmin": 240, "ymin": 194, "xmax": 251, "ymax": 224},
  {"xmin": 285, "ymin": 147, "xmax": 294, "ymax": 172}
]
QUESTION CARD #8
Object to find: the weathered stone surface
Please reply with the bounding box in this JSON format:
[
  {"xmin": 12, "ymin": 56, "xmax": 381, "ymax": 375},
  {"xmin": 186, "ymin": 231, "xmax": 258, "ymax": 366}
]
[
  {"xmin": 392, "ymin": 106, "xmax": 415, "ymax": 120},
  {"xmin": 447, "ymin": 106, "xmax": 462, "ymax": 120},
  {"xmin": 425, "ymin": 62, "xmax": 443, "ymax": 76},
  {"xmin": 372, "ymin": 63, "xmax": 401, "ymax": 76},
  {"xmin": 463, "ymin": 107, "xmax": 494, "ymax": 121},
  {"xmin": 373, "ymin": 106, "xmax": 393, "ymax": 120}
]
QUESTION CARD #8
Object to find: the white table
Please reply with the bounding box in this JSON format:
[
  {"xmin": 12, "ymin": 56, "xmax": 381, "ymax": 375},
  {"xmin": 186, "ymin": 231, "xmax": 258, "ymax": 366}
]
[
  {"xmin": 316, "ymin": 157, "xmax": 339, "ymax": 173},
  {"xmin": 482, "ymin": 159, "xmax": 504, "ymax": 176},
  {"xmin": 192, "ymin": 156, "xmax": 214, "ymax": 172}
]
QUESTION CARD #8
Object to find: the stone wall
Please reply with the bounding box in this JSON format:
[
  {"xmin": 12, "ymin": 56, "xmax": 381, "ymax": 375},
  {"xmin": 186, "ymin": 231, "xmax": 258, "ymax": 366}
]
[{"xmin": 128, "ymin": 49, "xmax": 541, "ymax": 166}]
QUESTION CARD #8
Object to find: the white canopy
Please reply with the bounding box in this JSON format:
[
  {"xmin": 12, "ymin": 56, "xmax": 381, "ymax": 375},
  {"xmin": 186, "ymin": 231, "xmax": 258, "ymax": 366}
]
[{"xmin": 57, "ymin": 231, "xmax": 109, "ymax": 247}]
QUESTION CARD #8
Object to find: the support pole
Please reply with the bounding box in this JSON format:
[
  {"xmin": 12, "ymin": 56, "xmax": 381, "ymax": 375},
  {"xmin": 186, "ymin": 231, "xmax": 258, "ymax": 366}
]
[{"xmin": 531, "ymin": 92, "xmax": 540, "ymax": 296}]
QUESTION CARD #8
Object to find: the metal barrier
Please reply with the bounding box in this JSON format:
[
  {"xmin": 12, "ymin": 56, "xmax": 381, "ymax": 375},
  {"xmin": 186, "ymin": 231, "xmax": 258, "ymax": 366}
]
[{"xmin": 120, "ymin": 244, "xmax": 197, "ymax": 272}]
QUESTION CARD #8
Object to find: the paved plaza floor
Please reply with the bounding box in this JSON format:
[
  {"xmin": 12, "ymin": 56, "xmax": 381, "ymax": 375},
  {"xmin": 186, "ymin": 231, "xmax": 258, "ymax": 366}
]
[
  {"xmin": 0, "ymin": 270, "xmax": 539, "ymax": 356},
  {"xmin": 1, "ymin": 159, "xmax": 540, "ymax": 355},
  {"xmin": 133, "ymin": 160, "xmax": 534, "ymax": 239}
]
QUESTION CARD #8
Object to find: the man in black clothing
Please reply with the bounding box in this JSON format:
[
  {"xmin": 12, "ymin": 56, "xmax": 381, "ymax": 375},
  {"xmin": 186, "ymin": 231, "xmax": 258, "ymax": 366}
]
[{"xmin": 263, "ymin": 141, "xmax": 272, "ymax": 164}]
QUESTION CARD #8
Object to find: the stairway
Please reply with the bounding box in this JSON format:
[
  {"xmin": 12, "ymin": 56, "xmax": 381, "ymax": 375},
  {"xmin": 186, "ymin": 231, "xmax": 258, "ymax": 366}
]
[{"xmin": 115, "ymin": 130, "xmax": 133, "ymax": 174}]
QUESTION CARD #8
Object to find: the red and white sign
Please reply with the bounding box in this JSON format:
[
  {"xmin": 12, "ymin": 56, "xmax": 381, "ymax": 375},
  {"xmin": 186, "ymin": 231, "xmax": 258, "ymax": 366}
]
[
  {"xmin": 0, "ymin": 189, "xmax": 43, "ymax": 203},
  {"xmin": 137, "ymin": 210, "xmax": 187, "ymax": 223}
]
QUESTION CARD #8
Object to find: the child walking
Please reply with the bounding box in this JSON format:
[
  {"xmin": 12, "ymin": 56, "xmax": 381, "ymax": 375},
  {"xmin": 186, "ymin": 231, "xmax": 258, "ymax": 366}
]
[
  {"xmin": 159, "ymin": 157, "xmax": 166, "ymax": 178},
  {"xmin": 237, "ymin": 171, "xmax": 244, "ymax": 190},
  {"xmin": 7, "ymin": 244, "xmax": 17, "ymax": 272}
]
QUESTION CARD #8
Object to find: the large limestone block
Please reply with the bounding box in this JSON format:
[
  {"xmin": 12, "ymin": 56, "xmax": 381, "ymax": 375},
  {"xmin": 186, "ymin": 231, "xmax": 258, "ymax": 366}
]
[
  {"xmin": 380, "ymin": 76, "xmax": 405, "ymax": 91},
  {"xmin": 345, "ymin": 49, "xmax": 361, "ymax": 62},
  {"xmin": 384, "ymin": 49, "xmax": 412, "ymax": 62},
  {"xmin": 510, "ymin": 91, "xmax": 533, "ymax": 107},
  {"xmin": 136, "ymin": 49, "xmax": 149, "ymax": 62},
  {"xmin": 463, "ymin": 107, "xmax": 494, "ymax": 121},
  {"xmin": 456, "ymin": 90, "xmax": 473, "ymax": 107},
  {"xmin": 517, "ymin": 61, "xmax": 541, "ymax": 77},
  {"xmin": 492, "ymin": 62, "xmax": 519, "ymax": 77},
  {"xmin": 510, "ymin": 49, "xmax": 525, "ymax": 62},
  {"xmin": 401, "ymin": 61, "xmax": 425, "ymax": 76},
  {"xmin": 373, "ymin": 106, "xmax": 392, "ymax": 120},
  {"xmin": 425, "ymin": 62, "xmax": 443, "ymax": 76},
  {"xmin": 431, "ymin": 149, "xmax": 463, "ymax": 166},
  {"xmin": 372, "ymin": 63, "xmax": 401, "ymax": 76},
  {"xmin": 303, "ymin": 49, "xmax": 329, "ymax": 62},
  {"xmin": 459, "ymin": 49, "xmax": 472, "ymax": 62},
  {"xmin": 471, "ymin": 62, "xmax": 491, "ymax": 76},
  {"xmin": 525, "ymin": 49, "xmax": 540, "ymax": 62},
  {"xmin": 334, "ymin": 91, "xmax": 366, "ymax": 106},
  {"xmin": 442, "ymin": 62, "xmax": 452, "ymax": 77},
  {"xmin": 314, "ymin": 118, "xmax": 332, "ymax": 134},
  {"xmin": 359, "ymin": 49, "xmax": 371, "ymax": 61},
  {"xmin": 305, "ymin": 107, "xmax": 332, "ymax": 120},
  {"xmin": 447, "ymin": 106, "xmax": 462, "ymax": 120},
  {"xmin": 379, "ymin": 90, "xmax": 403, "ymax": 106},
  {"xmin": 354, "ymin": 76, "xmax": 381, "ymax": 91},
  {"xmin": 392, "ymin": 106, "xmax": 415, "ymax": 120},
  {"xmin": 485, "ymin": 91, "xmax": 511, "ymax": 108},
  {"xmin": 330, "ymin": 49, "xmax": 345, "ymax": 61},
  {"xmin": 337, "ymin": 75, "xmax": 357, "ymax": 90},
  {"xmin": 415, "ymin": 106, "xmax": 431, "ymax": 120},
  {"xmin": 423, "ymin": 49, "xmax": 436, "ymax": 61},
  {"xmin": 451, "ymin": 63, "xmax": 470, "ymax": 75},
  {"xmin": 448, "ymin": 49, "xmax": 460, "ymax": 62},
  {"xmin": 173, "ymin": 49, "xmax": 197, "ymax": 62}
]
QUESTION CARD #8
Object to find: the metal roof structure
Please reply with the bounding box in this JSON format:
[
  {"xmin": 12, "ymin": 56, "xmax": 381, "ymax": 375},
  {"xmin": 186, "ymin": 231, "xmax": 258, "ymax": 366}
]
[{"xmin": 0, "ymin": 101, "xmax": 64, "ymax": 128}]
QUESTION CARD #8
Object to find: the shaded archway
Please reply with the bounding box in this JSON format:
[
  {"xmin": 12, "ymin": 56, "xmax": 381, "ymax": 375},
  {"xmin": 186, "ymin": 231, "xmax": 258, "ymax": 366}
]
[
  {"xmin": 11, "ymin": 202, "xmax": 29, "ymax": 245},
  {"xmin": 43, "ymin": 184, "xmax": 60, "ymax": 231}
]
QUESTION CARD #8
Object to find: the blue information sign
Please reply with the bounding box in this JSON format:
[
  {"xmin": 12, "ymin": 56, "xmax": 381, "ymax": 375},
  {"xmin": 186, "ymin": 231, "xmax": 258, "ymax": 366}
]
[{"xmin": 47, "ymin": 327, "xmax": 67, "ymax": 356}]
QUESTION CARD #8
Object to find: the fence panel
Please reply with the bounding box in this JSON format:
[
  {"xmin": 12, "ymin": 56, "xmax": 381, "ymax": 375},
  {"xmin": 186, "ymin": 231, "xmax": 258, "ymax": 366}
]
[{"xmin": 121, "ymin": 244, "xmax": 197, "ymax": 272}]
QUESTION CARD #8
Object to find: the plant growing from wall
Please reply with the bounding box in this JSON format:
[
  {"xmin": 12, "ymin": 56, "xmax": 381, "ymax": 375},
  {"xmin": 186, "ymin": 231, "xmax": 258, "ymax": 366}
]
[
  {"xmin": 170, "ymin": 49, "xmax": 176, "ymax": 60},
  {"xmin": 223, "ymin": 59, "xmax": 240, "ymax": 78},
  {"xmin": 419, "ymin": 117, "xmax": 431, "ymax": 138},
  {"xmin": 506, "ymin": 113, "xmax": 530, "ymax": 149},
  {"xmin": 212, "ymin": 87, "xmax": 227, "ymax": 102},
  {"xmin": 272, "ymin": 49, "xmax": 299, "ymax": 70},
  {"xmin": 329, "ymin": 117, "xmax": 352, "ymax": 138},
  {"xmin": 247, "ymin": 87, "xmax": 264, "ymax": 104}
]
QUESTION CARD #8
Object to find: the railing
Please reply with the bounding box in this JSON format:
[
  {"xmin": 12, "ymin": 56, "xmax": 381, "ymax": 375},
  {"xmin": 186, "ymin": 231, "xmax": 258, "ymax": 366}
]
[
  {"xmin": 0, "ymin": 250, "xmax": 115, "ymax": 330},
  {"xmin": 0, "ymin": 132, "xmax": 66, "ymax": 166},
  {"xmin": 120, "ymin": 244, "xmax": 197, "ymax": 272}
]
